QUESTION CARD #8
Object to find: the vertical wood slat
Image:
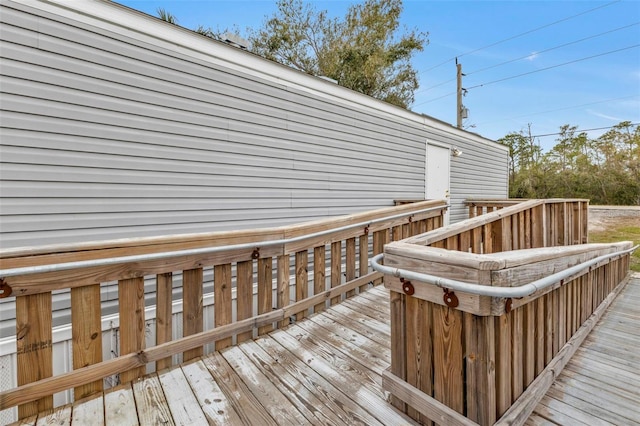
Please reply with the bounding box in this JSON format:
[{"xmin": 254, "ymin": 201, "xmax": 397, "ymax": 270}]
[
  {"xmin": 314, "ymin": 246, "xmax": 327, "ymax": 313},
  {"xmin": 432, "ymin": 304, "xmax": 464, "ymax": 415},
  {"xmin": 389, "ymin": 291, "xmax": 406, "ymax": 412},
  {"xmin": 295, "ymin": 250, "xmax": 308, "ymax": 321},
  {"xmin": 330, "ymin": 241, "xmax": 342, "ymax": 305},
  {"xmin": 277, "ymin": 254, "xmax": 290, "ymax": 328},
  {"xmin": 71, "ymin": 284, "xmax": 103, "ymax": 400},
  {"xmin": 523, "ymin": 303, "xmax": 535, "ymax": 388},
  {"xmin": 372, "ymin": 230, "xmax": 385, "ymax": 285},
  {"xmin": 531, "ymin": 205, "xmax": 545, "ymax": 248},
  {"xmin": 345, "ymin": 237, "xmax": 356, "ymax": 298},
  {"xmin": 464, "ymin": 314, "xmax": 496, "ymax": 426},
  {"xmin": 257, "ymin": 257, "xmax": 273, "ymax": 335},
  {"xmin": 119, "ymin": 277, "xmax": 145, "ymax": 383},
  {"xmin": 511, "ymin": 308, "xmax": 523, "ymax": 400},
  {"xmin": 535, "ymin": 297, "xmax": 545, "ymax": 375},
  {"xmin": 155, "ymin": 272, "xmax": 173, "ymax": 371},
  {"xmin": 236, "ymin": 260, "xmax": 254, "ymax": 343},
  {"xmin": 495, "ymin": 312, "xmax": 512, "ymax": 418},
  {"xmin": 358, "ymin": 234, "xmax": 369, "ymax": 292},
  {"xmin": 16, "ymin": 293, "xmax": 53, "ymax": 418},
  {"xmin": 406, "ymin": 297, "xmax": 433, "ymax": 425},
  {"xmin": 183, "ymin": 268, "xmax": 204, "ymax": 361},
  {"xmin": 214, "ymin": 264, "xmax": 232, "ymax": 351}
]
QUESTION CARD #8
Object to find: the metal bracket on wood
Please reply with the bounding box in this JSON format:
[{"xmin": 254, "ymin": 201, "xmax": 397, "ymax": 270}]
[
  {"xmin": 364, "ymin": 225, "xmax": 370, "ymax": 235},
  {"xmin": 443, "ymin": 288, "xmax": 459, "ymax": 308},
  {"xmin": 251, "ymin": 248, "xmax": 260, "ymax": 260},
  {"xmin": 407, "ymin": 216, "xmax": 413, "ymax": 223},
  {"xmin": 505, "ymin": 298, "xmax": 513, "ymax": 313},
  {"xmin": 0, "ymin": 279, "xmax": 12, "ymax": 298},
  {"xmin": 400, "ymin": 278, "xmax": 414, "ymax": 295}
]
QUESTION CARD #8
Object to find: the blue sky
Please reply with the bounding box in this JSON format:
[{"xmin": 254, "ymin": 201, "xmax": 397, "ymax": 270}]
[{"xmin": 117, "ymin": 0, "xmax": 640, "ymax": 151}]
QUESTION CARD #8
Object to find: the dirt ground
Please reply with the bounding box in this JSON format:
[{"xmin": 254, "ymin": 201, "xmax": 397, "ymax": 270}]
[{"xmin": 588, "ymin": 206, "xmax": 640, "ymax": 232}]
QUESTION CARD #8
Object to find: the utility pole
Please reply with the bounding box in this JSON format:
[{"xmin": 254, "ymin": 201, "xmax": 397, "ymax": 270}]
[{"xmin": 456, "ymin": 59, "xmax": 463, "ymax": 128}]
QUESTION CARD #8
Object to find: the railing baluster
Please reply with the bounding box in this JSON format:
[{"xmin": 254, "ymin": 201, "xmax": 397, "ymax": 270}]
[
  {"xmin": 155, "ymin": 272, "xmax": 173, "ymax": 371},
  {"xmin": 257, "ymin": 257, "xmax": 273, "ymax": 335},
  {"xmin": 214, "ymin": 264, "xmax": 232, "ymax": 351},
  {"xmin": 295, "ymin": 250, "xmax": 308, "ymax": 321},
  {"xmin": 183, "ymin": 268, "xmax": 204, "ymax": 361},
  {"xmin": 71, "ymin": 284, "xmax": 103, "ymax": 399},
  {"xmin": 236, "ymin": 260, "xmax": 254, "ymax": 343},
  {"xmin": 358, "ymin": 234, "xmax": 368, "ymax": 293},
  {"xmin": 511, "ymin": 307, "xmax": 524, "ymax": 400},
  {"xmin": 433, "ymin": 304, "xmax": 464, "ymax": 415},
  {"xmin": 119, "ymin": 277, "xmax": 145, "ymax": 383},
  {"xmin": 330, "ymin": 241, "xmax": 342, "ymax": 305},
  {"xmin": 314, "ymin": 246, "xmax": 326, "ymax": 313},
  {"xmin": 345, "ymin": 238, "xmax": 356, "ymax": 298},
  {"xmin": 277, "ymin": 254, "xmax": 290, "ymax": 328},
  {"xmin": 495, "ymin": 312, "xmax": 512, "ymax": 417},
  {"xmin": 16, "ymin": 293, "xmax": 53, "ymax": 418}
]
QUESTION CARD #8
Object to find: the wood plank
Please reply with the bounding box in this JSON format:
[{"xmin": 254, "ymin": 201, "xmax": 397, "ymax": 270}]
[
  {"xmin": 214, "ymin": 264, "xmax": 232, "ymax": 351},
  {"xmin": 359, "ymin": 234, "xmax": 369, "ymax": 292},
  {"xmin": 16, "ymin": 293, "xmax": 53, "ymax": 418},
  {"xmin": 406, "ymin": 297, "xmax": 433, "ymax": 425},
  {"xmin": 330, "ymin": 241, "xmax": 342, "ymax": 305},
  {"xmin": 104, "ymin": 383, "xmax": 138, "ymax": 426},
  {"xmin": 183, "ymin": 268, "xmax": 203, "ymax": 361},
  {"xmin": 534, "ymin": 397, "xmax": 595, "ymax": 426},
  {"xmin": 257, "ymin": 257, "xmax": 273, "ymax": 335},
  {"xmin": 277, "ymin": 254, "xmax": 290, "ymax": 328},
  {"xmin": 511, "ymin": 307, "xmax": 524, "ymax": 400},
  {"xmin": 236, "ymin": 259, "xmax": 254, "ymax": 343},
  {"xmin": 252, "ymin": 337, "xmax": 385, "ymax": 425},
  {"xmin": 71, "ymin": 395, "xmax": 104, "ymax": 425},
  {"xmin": 339, "ymin": 295, "xmax": 390, "ymax": 324},
  {"xmin": 523, "ymin": 303, "xmax": 536, "ymax": 388},
  {"xmin": 34, "ymin": 405, "xmax": 71, "ymax": 426},
  {"xmin": 381, "ymin": 369, "xmax": 477, "ymax": 426},
  {"xmin": 201, "ymin": 351, "xmax": 277, "ymax": 426},
  {"xmin": 559, "ymin": 363, "xmax": 640, "ymax": 404},
  {"xmin": 295, "ymin": 318, "xmax": 390, "ymax": 374},
  {"xmin": 238, "ymin": 339, "xmax": 368, "ymax": 425},
  {"xmin": 320, "ymin": 309, "xmax": 390, "ymax": 348},
  {"xmin": 295, "ymin": 250, "xmax": 309, "ymax": 321},
  {"xmin": 156, "ymin": 272, "xmax": 173, "ymax": 370},
  {"xmin": 545, "ymin": 386, "xmax": 631, "ymax": 426},
  {"xmin": 270, "ymin": 328, "xmax": 418, "ymax": 425},
  {"xmin": 119, "ymin": 277, "xmax": 146, "ymax": 383},
  {"xmin": 432, "ymin": 304, "xmax": 464, "ymax": 414},
  {"xmin": 535, "ymin": 297, "xmax": 545, "ymax": 376},
  {"xmin": 313, "ymin": 246, "xmax": 326, "ymax": 313},
  {"xmin": 389, "ymin": 289, "xmax": 406, "ymax": 412},
  {"xmin": 221, "ymin": 346, "xmax": 312, "ymax": 425},
  {"xmin": 180, "ymin": 360, "xmax": 244, "ymax": 425},
  {"xmin": 495, "ymin": 312, "xmax": 512, "ymax": 417},
  {"xmin": 71, "ymin": 284, "xmax": 103, "ymax": 400},
  {"xmin": 464, "ymin": 313, "xmax": 496, "ymax": 426},
  {"xmin": 132, "ymin": 374, "xmax": 174, "ymax": 425},
  {"xmin": 157, "ymin": 365, "xmax": 208, "ymax": 425},
  {"xmin": 346, "ymin": 237, "xmax": 357, "ymax": 298}
]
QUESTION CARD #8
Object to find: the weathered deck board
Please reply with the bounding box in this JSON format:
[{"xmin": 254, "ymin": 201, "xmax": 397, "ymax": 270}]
[
  {"xmin": 14, "ymin": 275, "xmax": 640, "ymax": 426},
  {"xmin": 529, "ymin": 273, "xmax": 640, "ymax": 425}
]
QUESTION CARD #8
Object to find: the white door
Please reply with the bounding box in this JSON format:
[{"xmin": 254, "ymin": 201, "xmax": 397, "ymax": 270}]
[{"xmin": 426, "ymin": 143, "xmax": 451, "ymax": 225}]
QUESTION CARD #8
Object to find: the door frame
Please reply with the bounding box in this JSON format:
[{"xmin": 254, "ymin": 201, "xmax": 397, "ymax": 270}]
[{"xmin": 425, "ymin": 140, "xmax": 451, "ymax": 225}]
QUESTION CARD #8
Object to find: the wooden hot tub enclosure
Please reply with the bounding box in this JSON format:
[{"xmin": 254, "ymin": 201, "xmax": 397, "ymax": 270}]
[{"xmin": 377, "ymin": 199, "xmax": 633, "ymax": 425}]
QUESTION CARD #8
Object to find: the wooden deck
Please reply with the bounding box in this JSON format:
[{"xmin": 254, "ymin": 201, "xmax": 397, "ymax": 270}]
[
  {"xmin": 12, "ymin": 275, "xmax": 640, "ymax": 426},
  {"xmin": 13, "ymin": 286, "xmax": 418, "ymax": 426},
  {"xmin": 527, "ymin": 272, "xmax": 640, "ymax": 426}
]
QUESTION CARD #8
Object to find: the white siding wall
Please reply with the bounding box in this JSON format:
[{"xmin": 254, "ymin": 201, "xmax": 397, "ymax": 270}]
[{"xmin": 0, "ymin": 0, "xmax": 507, "ymax": 250}]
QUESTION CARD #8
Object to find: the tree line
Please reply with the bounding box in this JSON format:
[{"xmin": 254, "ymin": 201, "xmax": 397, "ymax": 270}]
[{"xmin": 498, "ymin": 121, "xmax": 640, "ymax": 205}]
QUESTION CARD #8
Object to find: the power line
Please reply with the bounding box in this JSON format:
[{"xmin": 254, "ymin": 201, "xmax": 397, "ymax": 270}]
[
  {"xmin": 420, "ymin": 0, "xmax": 621, "ymax": 74},
  {"xmin": 466, "ymin": 44, "xmax": 640, "ymax": 91},
  {"xmin": 531, "ymin": 123, "xmax": 639, "ymax": 138},
  {"xmin": 474, "ymin": 95, "xmax": 640, "ymax": 126},
  {"xmin": 417, "ymin": 21, "xmax": 639, "ymax": 94},
  {"xmin": 413, "ymin": 91, "xmax": 456, "ymax": 107},
  {"xmin": 467, "ymin": 21, "xmax": 640, "ymax": 77}
]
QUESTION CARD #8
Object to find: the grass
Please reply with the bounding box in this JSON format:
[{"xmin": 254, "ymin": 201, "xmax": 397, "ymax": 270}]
[{"xmin": 589, "ymin": 217, "xmax": 640, "ymax": 272}]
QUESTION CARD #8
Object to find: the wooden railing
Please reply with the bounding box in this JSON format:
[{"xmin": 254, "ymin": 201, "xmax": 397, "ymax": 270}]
[
  {"xmin": 0, "ymin": 200, "xmax": 448, "ymax": 418},
  {"xmin": 380, "ymin": 199, "xmax": 633, "ymax": 425}
]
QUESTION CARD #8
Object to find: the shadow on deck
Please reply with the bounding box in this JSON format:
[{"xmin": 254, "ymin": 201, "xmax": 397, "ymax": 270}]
[{"xmin": 13, "ymin": 286, "xmax": 414, "ymax": 425}]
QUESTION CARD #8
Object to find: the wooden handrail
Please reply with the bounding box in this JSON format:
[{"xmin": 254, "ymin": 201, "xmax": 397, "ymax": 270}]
[
  {"xmin": 0, "ymin": 200, "xmax": 448, "ymax": 417},
  {"xmin": 381, "ymin": 198, "xmax": 634, "ymax": 426}
]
